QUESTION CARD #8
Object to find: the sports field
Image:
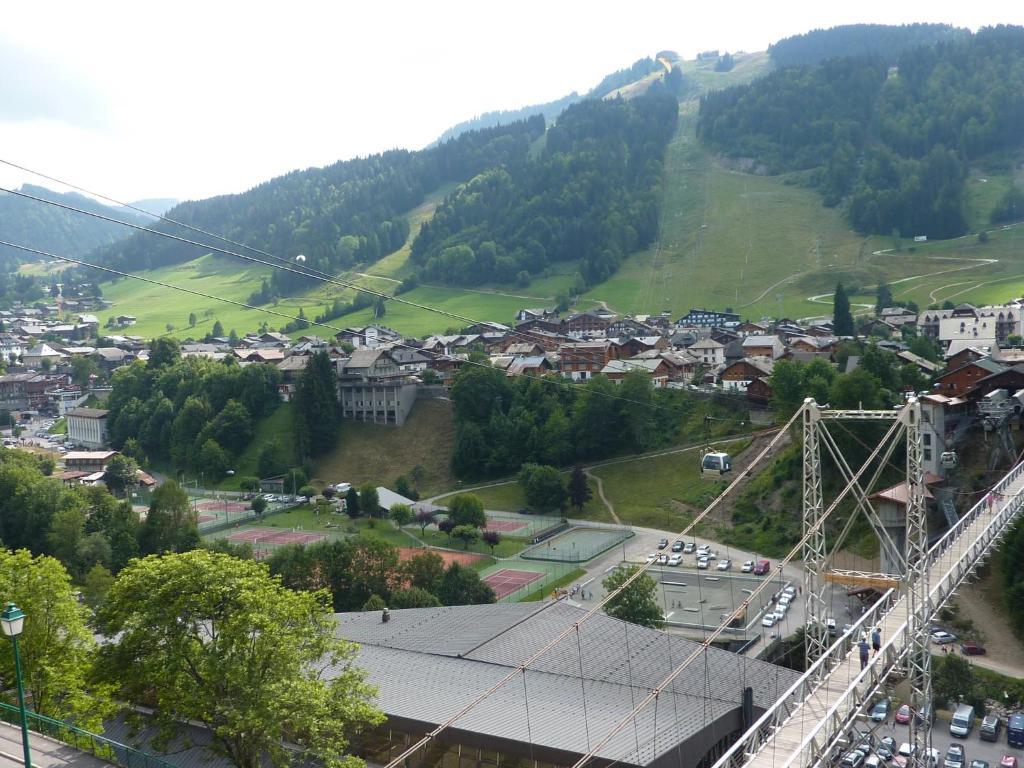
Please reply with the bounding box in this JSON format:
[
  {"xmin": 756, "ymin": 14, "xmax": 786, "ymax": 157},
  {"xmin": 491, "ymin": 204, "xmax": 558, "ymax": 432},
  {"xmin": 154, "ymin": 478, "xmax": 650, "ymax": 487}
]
[
  {"xmin": 226, "ymin": 527, "xmax": 328, "ymax": 560},
  {"xmin": 483, "ymin": 568, "xmax": 546, "ymax": 599},
  {"xmin": 520, "ymin": 525, "xmax": 632, "ymax": 563}
]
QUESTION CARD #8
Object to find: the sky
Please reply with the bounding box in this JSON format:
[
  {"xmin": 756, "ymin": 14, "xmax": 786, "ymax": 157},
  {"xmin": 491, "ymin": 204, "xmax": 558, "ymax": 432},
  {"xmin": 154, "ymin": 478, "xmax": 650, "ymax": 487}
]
[{"xmin": 1, "ymin": 0, "xmax": 1022, "ymax": 204}]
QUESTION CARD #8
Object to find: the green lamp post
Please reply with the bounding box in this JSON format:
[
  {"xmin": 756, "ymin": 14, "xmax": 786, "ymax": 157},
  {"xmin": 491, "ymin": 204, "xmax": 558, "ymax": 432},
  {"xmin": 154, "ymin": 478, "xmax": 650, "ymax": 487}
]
[{"xmin": 1, "ymin": 602, "xmax": 32, "ymax": 768}]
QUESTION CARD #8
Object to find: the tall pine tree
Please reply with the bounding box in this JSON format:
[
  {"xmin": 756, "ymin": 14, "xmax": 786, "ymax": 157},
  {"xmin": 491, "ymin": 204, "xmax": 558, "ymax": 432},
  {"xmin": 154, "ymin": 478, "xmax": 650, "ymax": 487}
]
[
  {"xmin": 833, "ymin": 282, "xmax": 854, "ymax": 336},
  {"xmin": 294, "ymin": 351, "xmax": 340, "ymax": 458}
]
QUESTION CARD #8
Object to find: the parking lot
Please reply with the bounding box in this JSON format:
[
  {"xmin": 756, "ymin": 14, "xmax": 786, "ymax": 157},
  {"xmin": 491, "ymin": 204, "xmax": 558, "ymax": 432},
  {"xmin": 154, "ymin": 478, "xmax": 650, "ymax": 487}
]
[{"xmin": 842, "ymin": 705, "xmax": 1024, "ymax": 768}]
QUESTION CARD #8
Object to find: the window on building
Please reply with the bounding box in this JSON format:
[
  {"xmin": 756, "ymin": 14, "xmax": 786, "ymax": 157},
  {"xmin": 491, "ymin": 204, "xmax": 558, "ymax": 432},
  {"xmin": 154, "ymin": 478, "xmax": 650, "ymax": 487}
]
[
  {"xmin": 923, "ymin": 434, "xmax": 931, "ymax": 446},
  {"xmin": 924, "ymin": 448, "xmax": 932, "ymax": 462}
]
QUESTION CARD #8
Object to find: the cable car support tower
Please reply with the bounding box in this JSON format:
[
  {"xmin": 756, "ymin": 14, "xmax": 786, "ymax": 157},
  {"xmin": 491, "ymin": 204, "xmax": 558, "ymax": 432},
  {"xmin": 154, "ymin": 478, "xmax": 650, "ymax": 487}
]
[{"xmin": 801, "ymin": 398, "xmax": 932, "ymax": 767}]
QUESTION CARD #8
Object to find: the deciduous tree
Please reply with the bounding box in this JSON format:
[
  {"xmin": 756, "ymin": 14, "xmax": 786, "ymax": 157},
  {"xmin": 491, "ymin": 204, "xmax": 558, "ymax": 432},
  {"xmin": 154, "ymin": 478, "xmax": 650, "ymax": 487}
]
[
  {"xmin": 602, "ymin": 564, "xmax": 663, "ymax": 629},
  {"xmin": 447, "ymin": 493, "xmax": 486, "ymax": 528},
  {"xmin": 96, "ymin": 550, "xmax": 383, "ymax": 768},
  {"xmin": 0, "ymin": 549, "xmax": 115, "ymax": 730}
]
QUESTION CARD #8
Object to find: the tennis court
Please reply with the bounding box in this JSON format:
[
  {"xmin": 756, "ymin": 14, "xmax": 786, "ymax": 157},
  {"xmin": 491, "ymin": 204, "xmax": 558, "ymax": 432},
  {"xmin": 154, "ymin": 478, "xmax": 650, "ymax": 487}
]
[
  {"xmin": 196, "ymin": 499, "xmax": 249, "ymax": 513},
  {"xmin": 483, "ymin": 510, "xmax": 563, "ymax": 539},
  {"xmin": 483, "ymin": 519, "xmax": 528, "ymax": 533},
  {"xmin": 227, "ymin": 528, "xmax": 327, "ymax": 546},
  {"xmin": 520, "ymin": 525, "xmax": 633, "ymax": 563},
  {"xmin": 397, "ymin": 547, "xmax": 484, "ymax": 567},
  {"xmin": 483, "ymin": 568, "xmax": 545, "ymax": 599}
]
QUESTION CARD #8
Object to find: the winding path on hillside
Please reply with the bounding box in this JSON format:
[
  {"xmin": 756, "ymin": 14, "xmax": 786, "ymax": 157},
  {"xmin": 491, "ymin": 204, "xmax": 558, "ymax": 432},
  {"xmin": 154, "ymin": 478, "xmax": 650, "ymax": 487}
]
[{"xmin": 584, "ymin": 469, "xmax": 620, "ymax": 524}]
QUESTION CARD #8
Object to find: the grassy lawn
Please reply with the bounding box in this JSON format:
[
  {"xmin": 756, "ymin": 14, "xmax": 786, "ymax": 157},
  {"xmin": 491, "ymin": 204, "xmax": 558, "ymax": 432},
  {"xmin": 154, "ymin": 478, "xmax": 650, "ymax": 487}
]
[
  {"xmin": 48, "ymin": 418, "xmax": 67, "ymax": 434},
  {"xmin": 589, "ymin": 440, "xmax": 750, "ymax": 530},
  {"xmin": 313, "ymin": 398, "xmax": 456, "ymax": 496},
  {"xmin": 101, "ymin": 254, "xmax": 329, "ymax": 341},
  {"xmin": 437, "ymin": 477, "xmax": 611, "ymax": 522},
  {"xmin": 411, "ymin": 527, "xmax": 526, "ymax": 558}
]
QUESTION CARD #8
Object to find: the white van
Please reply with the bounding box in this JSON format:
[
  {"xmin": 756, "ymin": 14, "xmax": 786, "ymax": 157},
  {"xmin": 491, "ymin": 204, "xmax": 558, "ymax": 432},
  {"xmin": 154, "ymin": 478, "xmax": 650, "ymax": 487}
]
[{"xmin": 949, "ymin": 704, "xmax": 975, "ymax": 738}]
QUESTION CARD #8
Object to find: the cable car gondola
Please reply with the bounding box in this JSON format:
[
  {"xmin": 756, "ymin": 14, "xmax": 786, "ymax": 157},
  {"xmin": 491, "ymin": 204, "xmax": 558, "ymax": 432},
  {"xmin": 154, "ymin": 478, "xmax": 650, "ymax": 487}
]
[
  {"xmin": 940, "ymin": 451, "xmax": 958, "ymax": 470},
  {"xmin": 701, "ymin": 451, "xmax": 732, "ymax": 476}
]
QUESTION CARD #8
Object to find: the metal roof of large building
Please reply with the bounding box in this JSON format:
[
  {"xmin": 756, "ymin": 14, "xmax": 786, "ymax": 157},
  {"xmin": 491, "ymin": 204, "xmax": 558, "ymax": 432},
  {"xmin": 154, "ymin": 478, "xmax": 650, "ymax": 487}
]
[{"xmin": 332, "ymin": 602, "xmax": 799, "ymax": 767}]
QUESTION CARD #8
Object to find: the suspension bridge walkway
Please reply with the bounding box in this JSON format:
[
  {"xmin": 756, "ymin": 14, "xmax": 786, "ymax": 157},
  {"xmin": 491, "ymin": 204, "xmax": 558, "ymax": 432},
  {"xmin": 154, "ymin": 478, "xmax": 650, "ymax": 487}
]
[{"xmin": 717, "ymin": 460, "xmax": 1024, "ymax": 768}]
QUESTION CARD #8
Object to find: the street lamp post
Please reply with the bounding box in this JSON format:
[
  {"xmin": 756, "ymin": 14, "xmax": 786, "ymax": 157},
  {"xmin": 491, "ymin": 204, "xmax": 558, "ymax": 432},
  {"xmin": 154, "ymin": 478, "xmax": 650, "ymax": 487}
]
[{"xmin": 1, "ymin": 602, "xmax": 32, "ymax": 768}]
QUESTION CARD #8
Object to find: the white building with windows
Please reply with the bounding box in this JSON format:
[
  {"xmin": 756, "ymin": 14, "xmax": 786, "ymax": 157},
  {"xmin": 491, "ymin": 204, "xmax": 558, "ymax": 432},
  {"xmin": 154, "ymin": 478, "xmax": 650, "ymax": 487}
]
[{"xmin": 66, "ymin": 407, "xmax": 109, "ymax": 449}]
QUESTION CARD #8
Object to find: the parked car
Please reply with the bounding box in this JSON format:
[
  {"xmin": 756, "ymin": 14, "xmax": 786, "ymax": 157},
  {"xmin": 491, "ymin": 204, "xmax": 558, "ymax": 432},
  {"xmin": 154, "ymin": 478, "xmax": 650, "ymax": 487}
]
[
  {"xmin": 671, "ymin": 540, "xmax": 684, "ymax": 552},
  {"xmin": 931, "ymin": 630, "xmax": 957, "ymax": 645},
  {"xmin": 668, "ymin": 554, "xmax": 682, "ymax": 567},
  {"xmin": 683, "ymin": 542, "xmax": 696, "ymax": 554},
  {"xmin": 783, "ymin": 585, "xmax": 797, "ymax": 598},
  {"xmin": 944, "ymin": 743, "xmax": 965, "ymax": 768},
  {"xmin": 645, "ymin": 553, "xmax": 657, "ymax": 564},
  {"xmin": 970, "ymin": 761, "xmax": 989, "ymax": 768},
  {"xmin": 657, "ymin": 554, "xmax": 669, "ymax": 565},
  {"xmin": 841, "ymin": 750, "xmax": 867, "ymax": 768},
  {"xmin": 960, "ymin": 642, "xmax": 986, "ymax": 656},
  {"xmin": 697, "ymin": 544, "xmax": 712, "ymax": 556},
  {"xmin": 717, "ymin": 559, "xmax": 731, "ymax": 571},
  {"xmin": 753, "ymin": 559, "xmax": 771, "ymax": 575},
  {"xmin": 826, "ymin": 618, "xmax": 837, "ymax": 636},
  {"xmin": 870, "ymin": 698, "xmax": 891, "ymax": 722},
  {"xmin": 741, "ymin": 560, "xmax": 754, "ymax": 572},
  {"xmin": 877, "ymin": 737, "xmax": 897, "ymax": 761},
  {"xmin": 895, "ymin": 704, "xmax": 912, "ymax": 725},
  {"xmin": 761, "ymin": 614, "xmax": 776, "ymax": 628},
  {"xmin": 658, "ymin": 538, "xmax": 669, "ymax": 550},
  {"xmin": 980, "ymin": 714, "xmax": 1000, "ymax": 742},
  {"xmin": 778, "ymin": 594, "xmax": 792, "ymax": 607},
  {"xmin": 697, "ymin": 557, "xmax": 710, "ymax": 570},
  {"xmin": 1000, "ymin": 758, "xmax": 1018, "ymax": 768}
]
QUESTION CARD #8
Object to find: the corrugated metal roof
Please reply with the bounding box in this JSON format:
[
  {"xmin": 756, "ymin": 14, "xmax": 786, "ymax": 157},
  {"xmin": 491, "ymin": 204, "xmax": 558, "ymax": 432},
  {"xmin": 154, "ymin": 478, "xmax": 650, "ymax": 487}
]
[{"xmin": 334, "ymin": 602, "xmax": 798, "ymax": 766}]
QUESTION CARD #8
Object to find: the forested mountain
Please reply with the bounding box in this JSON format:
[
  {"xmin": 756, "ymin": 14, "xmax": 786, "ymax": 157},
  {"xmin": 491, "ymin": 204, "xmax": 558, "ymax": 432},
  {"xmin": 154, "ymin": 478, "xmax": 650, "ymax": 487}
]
[
  {"xmin": 434, "ymin": 92, "xmax": 580, "ymax": 145},
  {"xmin": 410, "ymin": 90, "xmax": 679, "ymax": 287},
  {"xmin": 91, "ymin": 119, "xmax": 544, "ymax": 296},
  {"xmin": 768, "ymin": 23, "xmax": 966, "ymax": 68},
  {"xmin": 432, "ymin": 56, "xmax": 665, "ymax": 145},
  {"xmin": 699, "ymin": 26, "xmax": 1024, "ymax": 239},
  {"xmin": 124, "ymin": 198, "xmax": 179, "ymax": 217},
  {"xmin": 0, "ymin": 184, "xmax": 144, "ymax": 268}
]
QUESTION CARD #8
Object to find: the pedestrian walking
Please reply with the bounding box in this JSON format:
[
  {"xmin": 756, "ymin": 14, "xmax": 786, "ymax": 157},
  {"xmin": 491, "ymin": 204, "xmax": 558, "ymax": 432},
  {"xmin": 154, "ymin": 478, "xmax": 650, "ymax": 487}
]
[
  {"xmin": 858, "ymin": 636, "xmax": 870, "ymax": 670},
  {"xmin": 871, "ymin": 627, "xmax": 881, "ymax": 656}
]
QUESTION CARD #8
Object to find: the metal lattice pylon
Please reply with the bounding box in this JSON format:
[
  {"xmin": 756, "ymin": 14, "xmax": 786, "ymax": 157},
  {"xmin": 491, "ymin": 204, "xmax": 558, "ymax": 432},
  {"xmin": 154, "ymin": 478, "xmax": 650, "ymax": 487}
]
[
  {"xmin": 903, "ymin": 400, "xmax": 933, "ymax": 768},
  {"xmin": 802, "ymin": 399, "xmax": 829, "ymax": 667}
]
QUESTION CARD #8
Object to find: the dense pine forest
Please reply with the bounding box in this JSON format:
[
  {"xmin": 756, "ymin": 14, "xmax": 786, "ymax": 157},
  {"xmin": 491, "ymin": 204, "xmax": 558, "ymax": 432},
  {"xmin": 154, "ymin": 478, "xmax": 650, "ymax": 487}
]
[
  {"xmin": 699, "ymin": 26, "xmax": 1024, "ymax": 239},
  {"xmin": 411, "ymin": 90, "xmax": 679, "ymax": 287},
  {"xmin": 90, "ymin": 118, "xmax": 545, "ymax": 295},
  {"xmin": 767, "ymin": 23, "xmax": 965, "ymax": 68}
]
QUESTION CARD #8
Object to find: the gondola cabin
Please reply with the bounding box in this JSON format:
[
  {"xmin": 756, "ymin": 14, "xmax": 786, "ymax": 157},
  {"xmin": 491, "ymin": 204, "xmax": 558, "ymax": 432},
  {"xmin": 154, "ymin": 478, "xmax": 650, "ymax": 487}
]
[{"xmin": 701, "ymin": 451, "xmax": 732, "ymax": 476}]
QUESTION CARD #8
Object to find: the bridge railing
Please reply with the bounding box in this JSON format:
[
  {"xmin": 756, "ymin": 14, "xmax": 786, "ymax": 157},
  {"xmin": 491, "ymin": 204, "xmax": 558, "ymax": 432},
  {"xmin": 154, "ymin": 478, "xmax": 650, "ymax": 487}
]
[
  {"xmin": 711, "ymin": 589, "xmax": 897, "ymax": 768},
  {"xmin": 927, "ymin": 458, "xmax": 1024, "ymax": 569},
  {"xmin": 0, "ymin": 702, "xmax": 177, "ymax": 768},
  {"xmin": 730, "ymin": 461, "xmax": 1024, "ymax": 768}
]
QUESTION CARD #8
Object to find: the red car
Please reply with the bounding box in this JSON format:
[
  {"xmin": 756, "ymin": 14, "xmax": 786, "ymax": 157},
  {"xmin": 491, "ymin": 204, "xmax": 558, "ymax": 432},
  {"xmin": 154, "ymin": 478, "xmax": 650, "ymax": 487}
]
[
  {"xmin": 895, "ymin": 704, "xmax": 912, "ymax": 724},
  {"xmin": 1000, "ymin": 757, "xmax": 1018, "ymax": 768},
  {"xmin": 961, "ymin": 642, "xmax": 986, "ymax": 655}
]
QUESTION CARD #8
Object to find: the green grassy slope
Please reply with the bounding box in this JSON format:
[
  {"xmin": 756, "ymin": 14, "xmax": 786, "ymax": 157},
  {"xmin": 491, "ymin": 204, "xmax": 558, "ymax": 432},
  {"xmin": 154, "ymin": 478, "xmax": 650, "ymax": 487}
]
[
  {"xmin": 90, "ymin": 50, "xmax": 1024, "ymax": 340},
  {"xmin": 312, "ymin": 397, "xmax": 457, "ymax": 497}
]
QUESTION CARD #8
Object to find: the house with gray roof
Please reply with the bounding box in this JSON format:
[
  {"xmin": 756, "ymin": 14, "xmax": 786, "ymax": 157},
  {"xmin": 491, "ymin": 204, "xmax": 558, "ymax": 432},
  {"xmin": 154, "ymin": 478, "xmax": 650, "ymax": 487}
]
[{"xmin": 333, "ymin": 602, "xmax": 799, "ymax": 768}]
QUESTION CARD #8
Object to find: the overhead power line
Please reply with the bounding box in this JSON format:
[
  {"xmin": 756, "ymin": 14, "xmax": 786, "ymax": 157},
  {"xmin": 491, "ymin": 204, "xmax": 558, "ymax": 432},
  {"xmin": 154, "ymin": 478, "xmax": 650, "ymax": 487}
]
[{"xmin": 0, "ymin": 175, "xmax": 675, "ymax": 378}]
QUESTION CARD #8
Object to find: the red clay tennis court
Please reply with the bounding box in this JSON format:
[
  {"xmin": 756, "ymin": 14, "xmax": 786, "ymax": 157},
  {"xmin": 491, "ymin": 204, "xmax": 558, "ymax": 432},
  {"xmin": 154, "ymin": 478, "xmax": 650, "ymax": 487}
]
[
  {"xmin": 483, "ymin": 568, "xmax": 545, "ymax": 599},
  {"xmin": 196, "ymin": 500, "xmax": 250, "ymax": 513},
  {"xmin": 227, "ymin": 529, "xmax": 327, "ymax": 546},
  {"xmin": 397, "ymin": 548, "xmax": 483, "ymax": 567},
  {"xmin": 483, "ymin": 519, "xmax": 527, "ymax": 533},
  {"xmin": 198, "ymin": 514, "xmax": 216, "ymax": 524}
]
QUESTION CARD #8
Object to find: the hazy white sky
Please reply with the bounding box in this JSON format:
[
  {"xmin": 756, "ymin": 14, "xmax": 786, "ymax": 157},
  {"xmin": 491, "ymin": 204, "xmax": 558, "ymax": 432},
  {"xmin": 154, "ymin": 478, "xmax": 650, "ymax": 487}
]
[{"xmin": 1, "ymin": 0, "xmax": 1021, "ymax": 203}]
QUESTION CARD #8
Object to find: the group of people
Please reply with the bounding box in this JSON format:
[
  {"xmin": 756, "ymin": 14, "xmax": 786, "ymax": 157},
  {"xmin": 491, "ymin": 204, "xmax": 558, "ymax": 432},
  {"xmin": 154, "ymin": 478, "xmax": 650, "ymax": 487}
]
[{"xmin": 858, "ymin": 626, "xmax": 883, "ymax": 669}]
